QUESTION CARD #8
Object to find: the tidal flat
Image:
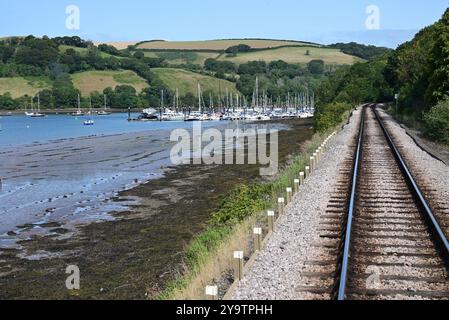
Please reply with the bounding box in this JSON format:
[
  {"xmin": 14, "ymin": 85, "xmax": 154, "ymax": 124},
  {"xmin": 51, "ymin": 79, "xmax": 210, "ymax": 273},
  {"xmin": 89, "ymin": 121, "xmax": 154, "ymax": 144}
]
[{"xmin": 0, "ymin": 119, "xmax": 313, "ymax": 299}]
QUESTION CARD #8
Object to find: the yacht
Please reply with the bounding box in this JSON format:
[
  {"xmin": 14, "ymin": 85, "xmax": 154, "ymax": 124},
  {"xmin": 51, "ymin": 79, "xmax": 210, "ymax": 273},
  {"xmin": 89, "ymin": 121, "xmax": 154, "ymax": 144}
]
[
  {"xmin": 161, "ymin": 89, "xmax": 184, "ymax": 121},
  {"xmin": 161, "ymin": 109, "xmax": 185, "ymax": 121},
  {"xmin": 185, "ymin": 83, "xmax": 207, "ymax": 121},
  {"xmin": 71, "ymin": 94, "xmax": 85, "ymax": 116},
  {"xmin": 185, "ymin": 111, "xmax": 202, "ymax": 121},
  {"xmin": 210, "ymin": 113, "xmax": 222, "ymax": 121},
  {"xmin": 83, "ymin": 98, "xmax": 95, "ymax": 125},
  {"xmin": 139, "ymin": 108, "xmax": 158, "ymax": 121},
  {"xmin": 98, "ymin": 95, "xmax": 112, "ymax": 116},
  {"xmin": 25, "ymin": 95, "xmax": 45, "ymax": 117}
]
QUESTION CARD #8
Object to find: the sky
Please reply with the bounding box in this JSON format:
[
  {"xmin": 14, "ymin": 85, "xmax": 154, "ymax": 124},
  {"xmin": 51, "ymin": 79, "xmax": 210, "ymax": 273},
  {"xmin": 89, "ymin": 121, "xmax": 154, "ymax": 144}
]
[{"xmin": 0, "ymin": 0, "xmax": 447, "ymax": 48}]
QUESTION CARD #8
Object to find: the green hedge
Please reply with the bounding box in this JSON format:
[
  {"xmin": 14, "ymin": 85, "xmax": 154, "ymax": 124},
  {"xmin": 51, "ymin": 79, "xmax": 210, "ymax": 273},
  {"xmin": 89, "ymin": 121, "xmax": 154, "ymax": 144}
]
[
  {"xmin": 314, "ymin": 102, "xmax": 352, "ymax": 132},
  {"xmin": 424, "ymin": 97, "xmax": 449, "ymax": 145}
]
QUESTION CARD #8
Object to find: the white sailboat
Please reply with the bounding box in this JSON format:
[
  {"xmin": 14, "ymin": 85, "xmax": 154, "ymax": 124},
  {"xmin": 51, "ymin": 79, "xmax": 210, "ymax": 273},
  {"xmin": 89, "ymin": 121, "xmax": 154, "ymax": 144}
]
[
  {"xmin": 30, "ymin": 94, "xmax": 45, "ymax": 118},
  {"xmin": 185, "ymin": 83, "xmax": 205, "ymax": 121},
  {"xmin": 98, "ymin": 95, "xmax": 111, "ymax": 116},
  {"xmin": 161, "ymin": 89, "xmax": 185, "ymax": 121},
  {"xmin": 84, "ymin": 97, "xmax": 95, "ymax": 126},
  {"xmin": 72, "ymin": 94, "xmax": 85, "ymax": 116},
  {"xmin": 25, "ymin": 94, "xmax": 45, "ymax": 117},
  {"xmin": 24, "ymin": 97, "xmax": 34, "ymax": 116}
]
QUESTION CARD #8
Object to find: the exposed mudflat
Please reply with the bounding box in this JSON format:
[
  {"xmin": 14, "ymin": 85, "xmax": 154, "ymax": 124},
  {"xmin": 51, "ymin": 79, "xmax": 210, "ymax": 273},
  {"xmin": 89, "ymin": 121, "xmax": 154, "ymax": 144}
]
[{"xmin": 0, "ymin": 119, "xmax": 313, "ymax": 299}]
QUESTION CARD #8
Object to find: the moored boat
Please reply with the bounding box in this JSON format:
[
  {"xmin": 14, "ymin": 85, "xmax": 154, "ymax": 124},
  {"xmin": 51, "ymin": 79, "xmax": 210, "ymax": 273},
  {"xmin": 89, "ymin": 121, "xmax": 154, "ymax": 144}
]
[
  {"xmin": 139, "ymin": 108, "xmax": 158, "ymax": 121},
  {"xmin": 72, "ymin": 94, "xmax": 85, "ymax": 116},
  {"xmin": 97, "ymin": 95, "xmax": 111, "ymax": 116},
  {"xmin": 25, "ymin": 94, "xmax": 46, "ymax": 117}
]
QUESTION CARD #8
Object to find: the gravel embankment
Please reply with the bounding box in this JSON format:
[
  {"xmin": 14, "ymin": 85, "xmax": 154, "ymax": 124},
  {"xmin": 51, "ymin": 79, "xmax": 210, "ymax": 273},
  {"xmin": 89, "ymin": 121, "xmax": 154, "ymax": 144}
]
[{"xmin": 232, "ymin": 109, "xmax": 361, "ymax": 300}]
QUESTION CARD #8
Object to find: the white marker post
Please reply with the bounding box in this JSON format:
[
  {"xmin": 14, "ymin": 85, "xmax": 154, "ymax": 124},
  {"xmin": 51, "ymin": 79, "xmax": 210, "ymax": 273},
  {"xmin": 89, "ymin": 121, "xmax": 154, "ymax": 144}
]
[
  {"xmin": 294, "ymin": 179, "xmax": 300, "ymax": 194},
  {"xmin": 267, "ymin": 210, "xmax": 275, "ymax": 233},
  {"xmin": 299, "ymin": 172, "xmax": 305, "ymax": 185},
  {"xmin": 253, "ymin": 227, "xmax": 262, "ymax": 252},
  {"xmin": 286, "ymin": 187, "xmax": 293, "ymax": 203},
  {"xmin": 305, "ymin": 166, "xmax": 310, "ymax": 178},
  {"xmin": 205, "ymin": 286, "xmax": 218, "ymax": 300},
  {"xmin": 233, "ymin": 251, "xmax": 244, "ymax": 282},
  {"xmin": 278, "ymin": 197, "xmax": 285, "ymax": 216}
]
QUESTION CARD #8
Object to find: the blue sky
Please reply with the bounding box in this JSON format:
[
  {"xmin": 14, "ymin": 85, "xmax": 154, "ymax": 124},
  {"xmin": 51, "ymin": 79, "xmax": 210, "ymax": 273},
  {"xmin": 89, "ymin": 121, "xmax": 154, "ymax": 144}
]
[{"xmin": 0, "ymin": 0, "xmax": 447, "ymax": 48}]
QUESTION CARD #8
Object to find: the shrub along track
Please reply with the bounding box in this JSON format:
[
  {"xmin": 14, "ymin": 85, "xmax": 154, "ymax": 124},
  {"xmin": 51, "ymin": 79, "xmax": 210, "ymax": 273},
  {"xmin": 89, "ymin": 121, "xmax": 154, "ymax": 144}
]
[{"xmin": 296, "ymin": 105, "xmax": 449, "ymax": 300}]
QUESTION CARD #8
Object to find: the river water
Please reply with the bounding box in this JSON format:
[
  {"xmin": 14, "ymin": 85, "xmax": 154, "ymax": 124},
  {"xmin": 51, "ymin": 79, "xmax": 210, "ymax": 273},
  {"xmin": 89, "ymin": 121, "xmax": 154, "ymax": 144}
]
[
  {"xmin": 0, "ymin": 113, "xmax": 222, "ymax": 147},
  {"xmin": 0, "ymin": 114, "xmax": 288, "ymax": 248}
]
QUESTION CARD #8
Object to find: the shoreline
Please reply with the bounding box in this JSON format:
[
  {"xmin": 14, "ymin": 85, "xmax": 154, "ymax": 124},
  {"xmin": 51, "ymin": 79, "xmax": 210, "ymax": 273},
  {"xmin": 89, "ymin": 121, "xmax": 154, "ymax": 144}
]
[
  {"xmin": 0, "ymin": 109, "xmax": 142, "ymax": 115},
  {"xmin": 0, "ymin": 118, "xmax": 314, "ymax": 299}
]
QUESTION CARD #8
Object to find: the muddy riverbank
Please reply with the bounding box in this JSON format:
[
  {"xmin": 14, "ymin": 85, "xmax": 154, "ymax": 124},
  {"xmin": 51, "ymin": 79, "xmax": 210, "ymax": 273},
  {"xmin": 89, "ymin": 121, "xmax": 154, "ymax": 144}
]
[{"xmin": 0, "ymin": 119, "xmax": 313, "ymax": 299}]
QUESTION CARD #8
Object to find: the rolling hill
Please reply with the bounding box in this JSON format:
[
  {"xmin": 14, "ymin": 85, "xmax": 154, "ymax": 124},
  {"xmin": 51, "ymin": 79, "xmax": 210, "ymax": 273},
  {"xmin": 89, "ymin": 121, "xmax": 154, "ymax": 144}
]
[
  {"xmin": 141, "ymin": 50, "xmax": 220, "ymax": 66},
  {"xmin": 151, "ymin": 68, "xmax": 239, "ymax": 96},
  {"xmin": 130, "ymin": 39, "xmax": 360, "ymax": 67},
  {"xmin": 71, "ymin": 70, "xmax": 149, "ymax": 95},
  {"xmin": 0, "ymin": 36, "xmax": 367, "ymax": 110},
  {"xmin": 218, "ymin": 46, "xmax": 363, "ymax": 65},
  {"xmin": 59, "ymin": 45, "xmax": 125, "ymax": 59},
  {"xmin": 0, "ymin": 76, "xmax": 51, "ymax": 98},
  {"xmin": 135, "ymin": 39, "xmax": 320, "ymax": 51},
  {"xmin": 95, "ymin": 41, "xmax": 138, "ymax": 50}
]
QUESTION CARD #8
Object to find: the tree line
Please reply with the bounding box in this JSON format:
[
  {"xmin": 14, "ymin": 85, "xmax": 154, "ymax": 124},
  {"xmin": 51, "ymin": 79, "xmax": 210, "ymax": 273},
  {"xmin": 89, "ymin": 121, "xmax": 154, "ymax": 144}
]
[
  {"xmin": 0, "ymin": 35, "xmax": 170, "ymax": 109},
  {"xmin": 315, "ymin": 8, "xmax": 449, "ymax": 145}
]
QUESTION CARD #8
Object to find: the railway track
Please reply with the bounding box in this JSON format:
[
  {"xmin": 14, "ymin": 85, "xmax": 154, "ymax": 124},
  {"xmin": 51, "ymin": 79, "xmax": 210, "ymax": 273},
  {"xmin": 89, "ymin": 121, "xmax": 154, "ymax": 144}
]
[{"xmin": 297, "ymin": 104, "xmax": 449, "ymax": 300}]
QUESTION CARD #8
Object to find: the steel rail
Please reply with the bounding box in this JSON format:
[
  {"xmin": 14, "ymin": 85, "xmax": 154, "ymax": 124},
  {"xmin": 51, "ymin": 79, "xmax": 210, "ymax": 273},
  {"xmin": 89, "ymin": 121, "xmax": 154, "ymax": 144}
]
[
  {"xmin": 373, "ymin": 106, "xmax": 449, "ymax": 269},
  {"xmin": 336, "ymin": 106, "xmax": 366, "ymax": 300},
  {"xmin": 336, "ymin": 104, "xmax": 449, "ymax": 301}
]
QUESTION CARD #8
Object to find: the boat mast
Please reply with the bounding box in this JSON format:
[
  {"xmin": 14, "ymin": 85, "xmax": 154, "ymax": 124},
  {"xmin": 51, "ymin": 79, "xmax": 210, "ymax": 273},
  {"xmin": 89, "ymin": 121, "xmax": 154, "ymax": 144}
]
[
  {"xmin": 218, "ymin": 80, "xmax": 223, "ymax": 113},
  {"xmin": 225, "ymin": 87, "xmax": 228, "ymax": 113},
  {"xmin": 255, "ymin": 77, "xmax": 259, "ymax": 110},
  {"xmin": 176, "ymin": 88, "xmax": 179, "ymax": 112},
  {"xmin": 198, "ymin": 83, "xmax": 202, "ymax": 114},
  {"xmin": 209, "ymin": 93, "xmax": 213, "ymax": 113}
]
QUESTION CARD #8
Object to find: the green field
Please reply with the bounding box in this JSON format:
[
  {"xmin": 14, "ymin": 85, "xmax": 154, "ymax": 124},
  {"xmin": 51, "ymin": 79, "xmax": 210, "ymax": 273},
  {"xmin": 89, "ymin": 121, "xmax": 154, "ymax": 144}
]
[
  {"xmin": 0, "ymin": 76, "xmax": 52, "ymax": 98},
  {"xmin": 152, "ymin": 68, "xmax": 239, "ymax": 96},
  {"xmin": 134, "ymin": 40, "xmax": 361, "ymax": 67},
  {"xmin": 96, "ymin": 41, "xmax": 138, "ymax": 50},
  {"xmin": 136, "ymin": 39, "xmax": 319, "ymax": 51},
  {"xmin": 141, "ymin": 50, "xmax": 220, "ymax": 66},
  {"xmin": 59, "ymin": 45, "xmax": 124, "ymax": 59},
  {"xmin": 218, "ymin": 46, "xmax": 363, "ymax": 65},
  {"xmin": 71, "ymin": 70, "xmax": 149, "ymax": 95}
]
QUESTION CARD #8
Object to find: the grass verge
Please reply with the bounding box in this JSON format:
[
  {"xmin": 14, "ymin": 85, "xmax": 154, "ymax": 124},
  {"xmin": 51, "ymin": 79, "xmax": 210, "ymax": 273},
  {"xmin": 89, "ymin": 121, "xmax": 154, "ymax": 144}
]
[{"xmin": 156, "ymin": 132, "xmax": 327, "ymax": 300}]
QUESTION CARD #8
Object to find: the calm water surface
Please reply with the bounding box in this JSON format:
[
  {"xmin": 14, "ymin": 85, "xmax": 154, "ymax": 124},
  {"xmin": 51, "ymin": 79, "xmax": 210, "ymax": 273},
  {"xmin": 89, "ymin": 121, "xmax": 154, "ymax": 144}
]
[
  {"xmin": 0, "ymin": 113, "xmax": 291, "ymax": 248},
  {"xmin": 0, "ymin": 113, "xmax": 222, "ymax": 147}
]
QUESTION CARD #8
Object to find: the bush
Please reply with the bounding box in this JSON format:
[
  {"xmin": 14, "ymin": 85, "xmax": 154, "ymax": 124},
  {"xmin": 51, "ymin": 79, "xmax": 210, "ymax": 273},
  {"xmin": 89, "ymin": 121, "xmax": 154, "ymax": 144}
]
[
  {"xmin": 314, "ymin": 102, "xmax": 352, "ymax": 132},
  {"xmin": 0, "ymin": 93, "xmax": 15, "ymax": 110},
  {"xmin": 307, "ymin": 59, "xmax": 325, "ymax": 75},
  {"xmin": 424, "ymin": 97, "xmax": 449, "ymax": 144},
  {"xmin": 225, "ymin": 44, "xmax": 251, "ymax": 54},
  {"xmin": 210, "ymin": 184, "xmax": 269, "ymax": 225}
]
